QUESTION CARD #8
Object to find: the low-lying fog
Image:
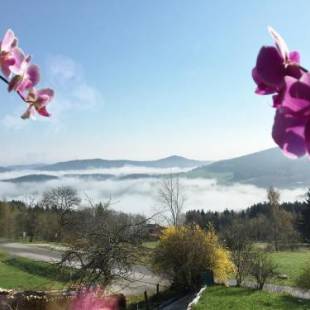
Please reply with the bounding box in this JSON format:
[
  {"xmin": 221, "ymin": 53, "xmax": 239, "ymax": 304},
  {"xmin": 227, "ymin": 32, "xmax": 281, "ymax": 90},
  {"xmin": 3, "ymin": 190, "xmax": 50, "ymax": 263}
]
[{"xmin": 0, "ymin": 166, "xmax": 307, "ymax": 217}]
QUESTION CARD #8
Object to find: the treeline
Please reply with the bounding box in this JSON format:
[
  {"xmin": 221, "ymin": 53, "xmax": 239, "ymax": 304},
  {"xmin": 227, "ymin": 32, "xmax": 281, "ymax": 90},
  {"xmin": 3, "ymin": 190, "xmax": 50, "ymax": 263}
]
[
  {"xmin": 185, "ymin": 187, "xmax": 310, "ymax": 249},
  {"xmin": 0, "ymin": 186, "xmax": 148, "ymax": 243}
]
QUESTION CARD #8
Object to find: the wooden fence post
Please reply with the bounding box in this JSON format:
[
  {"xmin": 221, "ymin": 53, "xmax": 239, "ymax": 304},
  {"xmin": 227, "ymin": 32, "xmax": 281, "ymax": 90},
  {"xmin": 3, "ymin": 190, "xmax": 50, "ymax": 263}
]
[{"xmin": 144, "ymin": 290, "xmax": 149, "ymax": 310}]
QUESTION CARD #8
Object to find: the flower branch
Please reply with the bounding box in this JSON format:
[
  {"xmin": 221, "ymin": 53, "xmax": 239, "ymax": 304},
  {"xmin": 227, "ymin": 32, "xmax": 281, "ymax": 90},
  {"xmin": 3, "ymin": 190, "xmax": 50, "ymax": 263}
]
[{"xmin": 0, "ymin": 29, "xmax": 54, "ymax": 119}]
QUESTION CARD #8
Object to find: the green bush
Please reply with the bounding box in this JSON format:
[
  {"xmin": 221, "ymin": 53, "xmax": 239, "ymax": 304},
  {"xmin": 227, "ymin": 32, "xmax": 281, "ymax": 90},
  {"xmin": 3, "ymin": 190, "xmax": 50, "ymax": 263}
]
[{"xmin": 296, "ymin": 263, "xmax": 310, "ymax": 289}]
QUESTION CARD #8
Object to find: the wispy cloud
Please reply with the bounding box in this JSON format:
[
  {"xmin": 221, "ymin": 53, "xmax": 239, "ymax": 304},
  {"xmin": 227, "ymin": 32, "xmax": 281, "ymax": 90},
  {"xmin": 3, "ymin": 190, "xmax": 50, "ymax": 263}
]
[
  {"xmin": 47, "ymin": 54, "xmax": 104, "ymax": 116},
  {"xmin": 2, "ymin": 114, "xmax": 27, "ymax": 130},
  {"xmin": 1, "ymin": 55, "xmax": 104, "ymax": 130}
]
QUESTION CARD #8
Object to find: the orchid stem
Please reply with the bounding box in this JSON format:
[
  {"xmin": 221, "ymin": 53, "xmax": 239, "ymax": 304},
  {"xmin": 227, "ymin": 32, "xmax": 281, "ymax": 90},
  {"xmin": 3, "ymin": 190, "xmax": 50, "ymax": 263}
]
[
  {"xmin": 0, "ymin": 75, "xmax": 8, "ymax": 84},
  {"xmin": 299, "ymin": 65, "xmax": 308, "ymax": 73},
  {"xmin": 0, "ymin": 74, "xmax": 28, "ymax": 102}
]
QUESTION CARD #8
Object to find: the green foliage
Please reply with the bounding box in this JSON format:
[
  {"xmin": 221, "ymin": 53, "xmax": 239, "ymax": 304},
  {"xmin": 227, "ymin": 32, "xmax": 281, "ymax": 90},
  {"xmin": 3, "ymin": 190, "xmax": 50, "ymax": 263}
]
[
  {"xmin": 193, "ymin": 286, "xmax": 310, "ymax": 310},
  {"xmin": 269, "ymin": 249, "xmax": 310, "ymax": 287},
  {"xmin": 152, "ymin": 226, "xmax": 234, "ymax": 290},
  {"xmin": 249, "ymin": 250, "xmax": 278, "ymax": 290},
  {"xmin": 296, "ymin": 262, "xmax": 310, "ymax": 289},
  {"xmin": 0, "ymin": 252, "xmax": 68, "ymax": 290}
]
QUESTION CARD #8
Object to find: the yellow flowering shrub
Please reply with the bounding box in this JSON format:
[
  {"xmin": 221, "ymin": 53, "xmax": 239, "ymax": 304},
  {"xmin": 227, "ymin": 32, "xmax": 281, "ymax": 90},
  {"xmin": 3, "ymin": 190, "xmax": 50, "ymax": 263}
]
[{"xmin": 153, "ymin": 225, "xmax": 234, "ymax": 289}]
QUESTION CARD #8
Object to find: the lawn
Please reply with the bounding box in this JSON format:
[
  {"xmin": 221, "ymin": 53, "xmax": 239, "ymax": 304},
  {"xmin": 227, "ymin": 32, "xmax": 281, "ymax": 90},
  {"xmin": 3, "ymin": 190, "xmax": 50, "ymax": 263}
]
[
  {"xmin": 193, "ymin": 286, "xmax": 310, "ymax": 309},
  {"xmin": 269, "ymin": 249, "xmax": 310, "ymax": 287},
  {"xmin": 229, "ymin": 248, "xmax": 310, "ymax": 288},
  {"xmin": 142, "ymin": 241, "xmax": 159, "ymax": 249},
  {"xmin": 0, "ymin": 252, "xmax": 71, "ymax": 290}
]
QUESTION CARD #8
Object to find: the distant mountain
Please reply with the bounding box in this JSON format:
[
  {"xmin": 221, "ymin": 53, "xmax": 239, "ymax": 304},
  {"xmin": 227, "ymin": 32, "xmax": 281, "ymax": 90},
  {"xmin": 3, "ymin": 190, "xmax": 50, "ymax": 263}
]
[
  {"xmin": 6, "ymin": 164, "xmax": 45, "ymax": 170},
  {"xmin": 187, "ymin": 148, "xmax": 310, "ymax": 188},
  {"xmin": 0, "ymin": 172, "xmax": 166, "ymax": 183},
  {"xmin": 64, "ymin": 173, "xmax": 115, "ymax": 181},
  {"xmin": 2, "ymin": 174, "xmax": 59, "ymax": 183},
  {"xmin": 36, "ymin": 155, "xmax": 209, "ymax": 171},
  {"xmin": 0, "ymin": 167, "xmax": 10, "ymax": 173},
  {"xmin": 117, "ymin": 173, "xmax": 162, "ymax": 180},
  {"xmin": 4, "ymin": 148, "xmax": 310, "ymax": 188}
]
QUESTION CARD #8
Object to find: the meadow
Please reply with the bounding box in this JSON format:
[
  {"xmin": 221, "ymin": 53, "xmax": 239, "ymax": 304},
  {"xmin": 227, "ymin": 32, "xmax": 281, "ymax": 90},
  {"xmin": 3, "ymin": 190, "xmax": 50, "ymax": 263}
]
[
  {"xmin": 0, "ymin": 252, "xmax": 70, "ymax": 290},
  {"xmin": 193, "ymin": 286, "xmax": 310, "ymax": 309}
]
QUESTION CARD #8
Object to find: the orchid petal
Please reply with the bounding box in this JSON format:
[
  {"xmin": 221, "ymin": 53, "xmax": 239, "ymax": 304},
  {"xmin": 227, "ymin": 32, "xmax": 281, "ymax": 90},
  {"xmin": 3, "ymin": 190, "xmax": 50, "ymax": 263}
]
[
  {"xmin": 1, "ymin": 29, "xmax": 16, "ymax": 52},
  {"xmin": 272, "ymin": 109, "xmax": 307, "ymax": 158},
  {"xmin": 282, "ymin": 75, "xmax": 310, "ymax": 114},
  {"xmin": 268, "ymin": 26, "xmax": 289, "ymax": 62},
  {"xmin": 36, "ymin": 106, "xmax": 50, "ymax": 117},
  {"xmin": 21, "ymin": 106, "xmax": 34, "ymax": 119},
  {"xmin": 1, "ymin": 56, "xmax": 15, "ymax": 77},
  {"xmin": 9, "ymin": 47, "xmax": 25, "ymax": 74},
  {"xmin": 27, "ymin": 64, "xmax": 40, "ymax": 86},
  {"xmin": 289, "ymin": 51, "xmax": 300, "ymax": 64},
  {"xmin": 255, "ymin": 46, "xmax": 285, "ymax": 89}
]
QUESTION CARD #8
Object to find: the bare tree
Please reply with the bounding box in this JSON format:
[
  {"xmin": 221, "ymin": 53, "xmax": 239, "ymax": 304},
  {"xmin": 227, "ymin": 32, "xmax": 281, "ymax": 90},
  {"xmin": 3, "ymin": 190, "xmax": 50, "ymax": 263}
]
[
  {"xmin": 249, "ymin": 250, "xmax": 278, "ymax": 290},
  {"xmin": 223, "ymin": 219, "xmax": 254, "ymax": 286},
  {"xmin": 157, "ymin": 174, "xmax": 186, "ymax": 227},
  {"xmin": 59, "ymin": 203, "xmax": 149, "ymax": 287},
  {"xmin": 41, "ymin": 186, "xmax": 81, "ymax": 241}
]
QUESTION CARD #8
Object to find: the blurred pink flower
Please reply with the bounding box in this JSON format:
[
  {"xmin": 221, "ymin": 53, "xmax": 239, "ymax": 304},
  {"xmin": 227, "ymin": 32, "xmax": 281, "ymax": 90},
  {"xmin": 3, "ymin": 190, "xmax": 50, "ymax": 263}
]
[
  {"xmin": 0, "ymin": 28, "xmax": 54, "ymax": 120},
  {"xmin": 21, "ymin": 88, "xmax": 54, "ymax": 119},
  {"xmin": 8, "ymin": 62, "xmax": 40, "ymax": 93},
  {"xmin": 0, "ymin": 29, "xmax": 18, "ymax": 77},
  {"xmin": 252, "ymin": 27, "xmax": 310, "ymax": 158},
  {"xmin": 272, "ymin": 72, "xmax": 310, "ymax": 158},
  {"xmin": 70, "ymin": 288, "xmax": 121, "ymax": 310},
  {"xmin": 252, "ymin": 27, "xmax": 302, "ymax": 96}
]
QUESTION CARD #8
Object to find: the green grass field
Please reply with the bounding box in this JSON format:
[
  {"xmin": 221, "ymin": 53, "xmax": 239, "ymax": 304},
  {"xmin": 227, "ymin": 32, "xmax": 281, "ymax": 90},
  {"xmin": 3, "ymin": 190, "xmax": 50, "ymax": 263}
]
[
  {"xmin": 142, "ymin": 241, "xmax": 159, "ymax": 249},
  {"xmin": 269, "ymin": 249, "xmax": 310, "ymax": 287},
  {"xmin": 193, "ymin": 286, "xmax": 310, "ymax": 309},
  {"xmin": 0, "ymin": 252, "xmax": 70, "ymax": 290}
]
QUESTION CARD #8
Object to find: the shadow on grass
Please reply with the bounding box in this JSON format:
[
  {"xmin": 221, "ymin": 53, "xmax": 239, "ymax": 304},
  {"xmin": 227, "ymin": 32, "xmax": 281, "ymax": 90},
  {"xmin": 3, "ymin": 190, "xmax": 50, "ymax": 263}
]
[
  {"xmin": 278, "ymin": 295, "xmax": 310, "ymax": 309},
  {"xmin": 3, "ymin": 257, "xmax": 77, "ymax": 283}
]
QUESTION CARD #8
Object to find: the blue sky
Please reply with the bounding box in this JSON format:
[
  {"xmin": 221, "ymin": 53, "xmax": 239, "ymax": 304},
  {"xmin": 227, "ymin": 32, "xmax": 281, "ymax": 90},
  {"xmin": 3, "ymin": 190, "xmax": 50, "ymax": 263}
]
[{"xmin": 1, "ymin": 0, "xmax": 310, "ymax": 164}]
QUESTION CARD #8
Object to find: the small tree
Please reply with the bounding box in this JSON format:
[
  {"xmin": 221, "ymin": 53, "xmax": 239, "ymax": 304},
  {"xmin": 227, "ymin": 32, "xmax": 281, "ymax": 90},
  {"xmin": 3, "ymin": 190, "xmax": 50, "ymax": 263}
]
[
  {"xmin": 267, "ymin": 187, "xmax": 299, "ymax": 250},
  {"xmin": 157, "ymin": 174, "xmax": 185, "ymax": 227},
  {"xmin": 41, "ymin": 186, "xmax": 81, "ymax": 241},
  {"xmin": 223, "ymin": 220, "xmax": 254, "ymax": 286},
  {"xmin": 152, "ymin": 225, "xmax": 234, "ymax": 290},
  {"xmin": 300, "ymin": 188, "xmax": 310, "ymax": 242},
  {"xmin": 249, "ymin": 250, "xmax": 277, "ymax": 290},
  {"xmin": 59, "ymin": 204, "xmax": 147, "ymax": 287}
]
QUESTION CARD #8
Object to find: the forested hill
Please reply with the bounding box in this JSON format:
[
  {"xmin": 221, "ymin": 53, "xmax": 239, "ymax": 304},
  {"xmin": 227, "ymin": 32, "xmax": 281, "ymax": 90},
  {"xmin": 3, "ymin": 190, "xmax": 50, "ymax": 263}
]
[
  {"xmin": 33, "ymin": 155, "xmax": 209, "ymax": 171},
  {"xmin": 187, "ymin": 148, "xmax": 310, "ymax": 188}
]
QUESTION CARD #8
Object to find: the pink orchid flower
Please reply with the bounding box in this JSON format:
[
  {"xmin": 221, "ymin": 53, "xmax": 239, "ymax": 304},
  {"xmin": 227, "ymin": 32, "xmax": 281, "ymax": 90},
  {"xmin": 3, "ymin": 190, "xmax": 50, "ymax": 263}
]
[
  {"xmin": 252, "ymin": 27, "xmax": 310, "ymax": 158},
  {"xmin": 0, "ymin": 28, "xmax": 54, "ymax": 120},
  {"xmin": 8, "ymin": 59, "xmax": 40, "ymax": 94},
  {"xmin": 21, "ymin": 88, "xmax": 54, "ymax": 119},
  {"xmin": 0, "ymin": 29, "xmax": 18, "ymax": 77}
]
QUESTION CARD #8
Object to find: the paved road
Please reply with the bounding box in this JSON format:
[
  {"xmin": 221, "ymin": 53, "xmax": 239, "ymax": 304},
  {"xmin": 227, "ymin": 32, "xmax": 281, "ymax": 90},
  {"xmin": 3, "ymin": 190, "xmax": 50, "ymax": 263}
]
[
  {"xmin": 160, "ymin": 294, "xmax": 195, "ymax": 310},
  {"xmin": 0, "ymin": 242, "xmax": 62, "ymax": 262},
  {"xmin": 0, "ymin": 241, "xmax": 169, "ymax": 296}
]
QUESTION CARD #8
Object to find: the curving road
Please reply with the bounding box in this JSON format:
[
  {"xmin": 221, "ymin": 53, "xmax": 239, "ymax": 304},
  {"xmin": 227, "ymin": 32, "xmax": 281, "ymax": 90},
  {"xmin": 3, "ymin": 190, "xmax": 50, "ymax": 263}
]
[{"xmin": 0, "ymin": 241, "xmax": 169, "ymax": 296}]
